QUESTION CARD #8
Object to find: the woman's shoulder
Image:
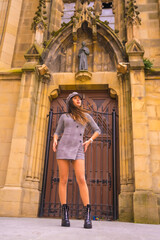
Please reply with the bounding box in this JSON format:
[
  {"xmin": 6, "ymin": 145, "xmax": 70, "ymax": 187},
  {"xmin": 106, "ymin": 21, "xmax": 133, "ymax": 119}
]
[
  {"xmin": 58, "ymin": 113, "xmax": 66, "ymax": 120},
  {"xmin": 60, "ymin": 113, "xmax": 68, "ymax": 117},
  {"xmin": 60, "ymin": 113, "xmax": 71, "ymax": 119},
  {"xmin": 85, "ymin": 112, "xmax": 93, "ymax": 122}
]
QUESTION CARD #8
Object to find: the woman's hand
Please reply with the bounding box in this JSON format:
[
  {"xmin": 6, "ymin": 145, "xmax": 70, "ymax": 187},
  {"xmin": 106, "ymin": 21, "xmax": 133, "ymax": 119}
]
[
  {"xmin": 83, "ymin": 139, "xmax": 91, "ymax": 152},
  {"xmin": 53, "ymin": 139, "xmax": 57, "ymax": 152}
]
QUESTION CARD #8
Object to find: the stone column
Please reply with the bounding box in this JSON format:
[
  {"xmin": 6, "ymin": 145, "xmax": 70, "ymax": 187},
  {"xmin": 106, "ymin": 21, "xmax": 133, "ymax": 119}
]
[
  {"xmin": 21, "ymin": 67, "xmax": 50, "ymax": 217},
  {"xmin": 126, "ymin": 39, "xmax": 159, "ymax": 224},
  {"xmin": 0, "ymin": 49, "xmax": 50, "ymax": 216},
  {"xmin": 158, "ymin": 0, "xmax": 160, "ymax": 27},
  {"xmin": 0, "ymin": 0, "xmax": 23, "ymax": 69},
  {"xmin": 0, "ymin": 65, "xmax": 39, "ymax": 216},
  {"xmin": 118, "ymin": 73, "xmax": 134, "ymax": 222},
  {"xmin": 93, "ymin": 40, "xmax": 97, "ymax": 72},
  {"xmin": 113, "ymin": 0, "xmax": 126, "ymax": 42},
  {"xmin": 72, "ymin": 41, "xmax": 77, "ymax": 72}
]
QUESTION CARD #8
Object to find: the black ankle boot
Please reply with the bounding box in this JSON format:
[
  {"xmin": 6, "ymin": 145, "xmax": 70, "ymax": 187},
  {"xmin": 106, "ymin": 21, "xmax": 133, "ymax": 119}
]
[
  {"xmin": 84, "ymin": 204, "xmax": 92, "ymax": 229},
  {"xmin": 61, "ymin": 204, "xmax": 70, "ymax": 227}
]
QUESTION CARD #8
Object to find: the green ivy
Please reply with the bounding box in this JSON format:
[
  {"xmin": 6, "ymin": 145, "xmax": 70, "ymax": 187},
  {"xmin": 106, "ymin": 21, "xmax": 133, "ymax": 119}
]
[{"xmin": 143, "ymin": 58, "xmax": 153, "ymax": 70}]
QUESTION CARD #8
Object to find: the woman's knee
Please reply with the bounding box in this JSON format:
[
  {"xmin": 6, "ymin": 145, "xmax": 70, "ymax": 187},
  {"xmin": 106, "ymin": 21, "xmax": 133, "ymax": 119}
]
[
  {"xmin": 77, "ymin": 176, "xmax": 86, "ymax": 185},
  {"xmin": 59, "ymin": 176, "xmax": 68, "ymax": 185}
]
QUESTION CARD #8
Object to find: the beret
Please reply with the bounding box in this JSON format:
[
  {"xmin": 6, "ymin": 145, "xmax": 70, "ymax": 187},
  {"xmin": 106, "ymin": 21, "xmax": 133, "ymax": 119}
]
[{"xmin": 66, "ymin": 92, "xmax": 82, "ymax": 109}]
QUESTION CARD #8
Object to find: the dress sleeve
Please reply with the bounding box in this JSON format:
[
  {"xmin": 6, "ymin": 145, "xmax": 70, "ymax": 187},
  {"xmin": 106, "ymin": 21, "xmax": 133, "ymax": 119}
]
[
  {"xmin": 54, "ymin": 114, "xmax": 64, "ymax": 137},
  {"xmin": 86, "ymin": 113, "xmax": 101, "ymax": 135}
]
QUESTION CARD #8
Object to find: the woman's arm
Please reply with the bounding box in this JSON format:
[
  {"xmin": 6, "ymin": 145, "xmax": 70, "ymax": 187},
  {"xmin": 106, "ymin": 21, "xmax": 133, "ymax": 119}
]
[
  {"xmin": 89, "ymin": 131, "xmax": 100, "ymax": 142},
  {"xmin": 53, "ymin": 114, "xmax": 64, "ymax": 152},
  {"xmin": 54, "ymin": 114, "xmax": 64, "ymax": 137},
  {"xmin": 83, "ymin": 113, "xmax": 101, "ymax": 152},
  {"xmin": 86, "ymin": 113, "xmax": 101, "ymax": 135},
  {"xmin": 53, "ymin": 133, "xmax": 58, "ymax": 152}
]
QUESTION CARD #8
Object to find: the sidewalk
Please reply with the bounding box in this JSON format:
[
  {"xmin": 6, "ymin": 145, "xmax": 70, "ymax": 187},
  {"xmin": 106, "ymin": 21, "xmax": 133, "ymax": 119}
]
[{"xmin": 0, "ymin": 217, "xmax": 159, "ymax": 240}]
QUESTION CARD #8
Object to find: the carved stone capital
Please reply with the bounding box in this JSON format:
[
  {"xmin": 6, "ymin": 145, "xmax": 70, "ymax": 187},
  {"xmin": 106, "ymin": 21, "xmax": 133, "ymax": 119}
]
[
  {"xmin": 75, "ymin": 70, "xmax": 92, "ymax": 81},
  {"xmin": 36, "ymin": 64, "xmax": 51, "ymax": 84},
  {"xmin": 49, "ymin": 88, "xmax": 59, "ymax": 101},
  {"xmin": 117, "ymin": 62, "xmax": 129, "ymax": 74},
  {"xmin": 38, "ymin": 64, "xmax": 49, "ymax": 75},
  {"xmin": 109, "ymin": 88, "xmax": 117, "ymax": 99}
]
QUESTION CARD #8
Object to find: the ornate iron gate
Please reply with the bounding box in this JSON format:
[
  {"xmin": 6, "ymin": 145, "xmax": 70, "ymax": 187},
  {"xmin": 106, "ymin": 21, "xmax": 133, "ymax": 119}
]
[{"xmin": 39, "ymin": 91, "xmax": 119, "ymax": 220}]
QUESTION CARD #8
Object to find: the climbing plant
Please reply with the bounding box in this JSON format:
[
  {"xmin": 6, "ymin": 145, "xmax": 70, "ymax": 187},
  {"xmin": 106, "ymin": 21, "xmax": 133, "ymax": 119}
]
[{"xmin": 143, "ymin": 58, "xmax": 153, "ymax": 70}]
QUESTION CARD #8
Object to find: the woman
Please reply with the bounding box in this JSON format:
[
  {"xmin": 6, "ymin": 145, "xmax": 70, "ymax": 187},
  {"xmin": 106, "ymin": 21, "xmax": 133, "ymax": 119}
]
[{"xmin": 53, "ymin": 92, "xmax": 101, "ymax": 229}]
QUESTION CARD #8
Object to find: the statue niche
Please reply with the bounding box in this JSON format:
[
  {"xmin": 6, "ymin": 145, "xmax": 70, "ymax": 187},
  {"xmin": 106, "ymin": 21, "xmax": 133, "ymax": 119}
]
[
  {"xmin": 44, "ymin": 24, "xmax": 117, "ymax": 73},
  {"xmin": 45, "ymin": 35, "xmax": 116, "ymax": 73}
]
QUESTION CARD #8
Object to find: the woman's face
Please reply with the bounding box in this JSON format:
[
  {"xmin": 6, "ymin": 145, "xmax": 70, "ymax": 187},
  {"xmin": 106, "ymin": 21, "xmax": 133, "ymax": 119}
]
[{"xmin": 72, "ymin": 95, "xmax": 82, "ymax": 107}]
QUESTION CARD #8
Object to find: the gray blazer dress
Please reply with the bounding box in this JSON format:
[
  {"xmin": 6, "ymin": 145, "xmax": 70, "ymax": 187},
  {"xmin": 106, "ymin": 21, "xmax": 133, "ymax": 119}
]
[{"xmin": 54, "ymin": 113, "xmax": 101, "ymax": 160}]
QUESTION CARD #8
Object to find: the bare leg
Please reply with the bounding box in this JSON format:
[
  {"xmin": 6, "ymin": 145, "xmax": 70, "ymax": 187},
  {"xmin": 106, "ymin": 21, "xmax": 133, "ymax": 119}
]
[
  {"xmin": 72, "ymin": 159, "xmax": 90, "ymax": 206},
  {"xmin": 57, "ymin": 159, "xmax": 70, "ymax": 204}
]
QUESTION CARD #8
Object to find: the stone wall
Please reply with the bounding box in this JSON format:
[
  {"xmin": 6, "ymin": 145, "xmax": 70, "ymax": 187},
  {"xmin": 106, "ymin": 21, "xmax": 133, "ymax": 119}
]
[
  {"xmin": 0, "ymin": 0, "xmax": 9, "ymax": 47},
  {"xmin": 146, "ymin": 77, "xmax": 160, "ymax": 192},
  {"xmin": 136, "ymin": 0, "xmax": 160, "ymax": 67},
  {"xmin": 0, "ymin": 72, "xmax": 21, "ymax": 187},
  {"xmin": 0, "ymin": 0, "xmax": 24, "ymax": 69},
  {"xmin": 12, "ymin": 0, "xmax": 39, "ymax": 68},
  {"xmin": 0, "ymin": 67, "xmax": 50, "ymax": 217},
  {"xmin": 145, "ymin": 76, "xmax": 160, "ymax": 221}
]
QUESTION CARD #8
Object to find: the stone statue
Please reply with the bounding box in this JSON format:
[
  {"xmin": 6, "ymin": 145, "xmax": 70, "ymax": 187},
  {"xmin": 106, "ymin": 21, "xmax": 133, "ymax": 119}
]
[{"xmin": 78, "ymin": 42, "xmax": 90, "ymax": 71}]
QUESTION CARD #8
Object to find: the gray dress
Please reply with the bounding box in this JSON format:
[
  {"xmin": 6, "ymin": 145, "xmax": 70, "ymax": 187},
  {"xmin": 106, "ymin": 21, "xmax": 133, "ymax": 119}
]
[{"xmin": 54, "ymin": 113, "xmax": 101, "ymax": 160}]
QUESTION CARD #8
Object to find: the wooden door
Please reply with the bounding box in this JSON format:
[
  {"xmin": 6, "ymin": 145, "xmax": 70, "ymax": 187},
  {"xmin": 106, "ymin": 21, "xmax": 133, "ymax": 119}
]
[{"xmin": 41, "ymin": 90, "xmax": 119, "ymax": 220}]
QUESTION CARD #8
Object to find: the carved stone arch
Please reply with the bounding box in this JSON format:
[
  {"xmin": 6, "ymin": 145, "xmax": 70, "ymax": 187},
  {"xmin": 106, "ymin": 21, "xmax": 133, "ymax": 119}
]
[
  {"xmin": 43, "ymin": 24, "xmax": 73, "ymax": 72},
  {"xmin": 96, "ymin": 22, "xmax": 126, "ymax": 63},
  {"xmin": 42, "ymin": 21, "xmax": 126, "ymax": 73}
]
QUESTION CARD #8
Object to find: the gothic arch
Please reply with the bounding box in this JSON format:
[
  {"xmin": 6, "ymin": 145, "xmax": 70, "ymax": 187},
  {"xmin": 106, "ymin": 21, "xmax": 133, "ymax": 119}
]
[{"xmin": 42, "ymin": 20, "xmax": 126, "ymax": 73}]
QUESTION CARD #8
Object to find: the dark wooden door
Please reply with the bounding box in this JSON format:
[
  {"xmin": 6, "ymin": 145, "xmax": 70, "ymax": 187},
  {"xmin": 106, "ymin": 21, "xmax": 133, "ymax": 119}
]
[{"xmin": 41, "ymin": 91, "xmax": 119, "ymax": 220}]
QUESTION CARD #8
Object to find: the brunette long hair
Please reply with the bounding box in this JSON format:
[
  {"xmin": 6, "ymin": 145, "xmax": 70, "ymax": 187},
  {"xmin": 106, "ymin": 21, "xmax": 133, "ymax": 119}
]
[{"xmin": 68, "ymin": 98, "xmax": 89, "ymax": 125}]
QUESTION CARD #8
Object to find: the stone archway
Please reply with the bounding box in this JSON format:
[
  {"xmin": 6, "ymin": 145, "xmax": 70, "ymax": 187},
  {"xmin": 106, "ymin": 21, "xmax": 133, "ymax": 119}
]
[{"xmin": 39, "ymin": 5, "xmax": 134, "ymax": 221}]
